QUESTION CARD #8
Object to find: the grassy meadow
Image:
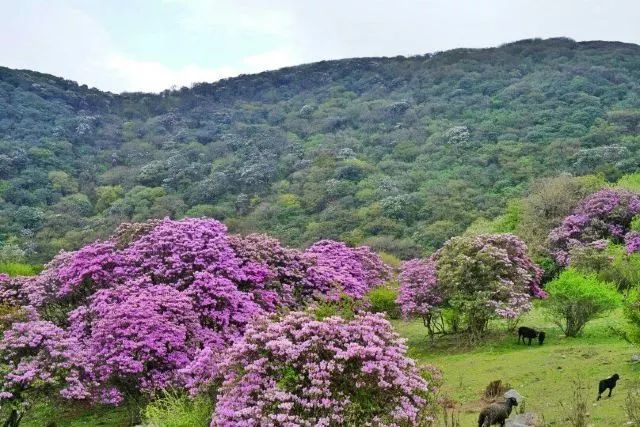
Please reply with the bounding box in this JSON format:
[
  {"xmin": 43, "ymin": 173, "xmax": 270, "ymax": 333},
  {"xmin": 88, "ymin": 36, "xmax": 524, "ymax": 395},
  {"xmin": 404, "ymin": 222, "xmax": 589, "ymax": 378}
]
[{"xmin": 394, "ymin": 304, "xmax": 637, "ymax": 426}]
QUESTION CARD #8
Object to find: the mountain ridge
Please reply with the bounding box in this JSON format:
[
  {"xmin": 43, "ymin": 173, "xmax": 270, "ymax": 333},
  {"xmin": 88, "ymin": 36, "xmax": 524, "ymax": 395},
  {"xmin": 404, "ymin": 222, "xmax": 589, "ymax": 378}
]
[
  {"xmin": 1, "ymin": 37, "xmax": 640, "ymax": 262},
  {"xmin": 4, "ymin": 37, "xmax": 640, "ymax": 96}
]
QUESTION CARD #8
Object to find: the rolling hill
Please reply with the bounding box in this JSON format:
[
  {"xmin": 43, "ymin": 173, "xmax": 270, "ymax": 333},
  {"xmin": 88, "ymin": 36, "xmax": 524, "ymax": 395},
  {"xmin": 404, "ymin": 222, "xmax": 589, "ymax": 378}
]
[{"xmin": 1, "ymin": 37, "xmax": 640, "ymax": 262}]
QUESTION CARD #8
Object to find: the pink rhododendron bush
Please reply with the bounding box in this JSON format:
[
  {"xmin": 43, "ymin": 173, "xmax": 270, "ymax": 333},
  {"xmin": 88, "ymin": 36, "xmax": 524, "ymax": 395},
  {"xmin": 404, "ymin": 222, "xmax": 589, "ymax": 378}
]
[
  {"xmin": 211, "ymin": 311, "xmax": 440, "ymax": 427},
  {"xmin": 0, "ymin": 218, "xmax": 391, "ymax": 412},
  {"xmin": 548, "ymin": 188, "xmax": 640, "ymax": 265},
  {"xmin": 398, "ymin": 234, "xmax": 544, "ymax": 338}
]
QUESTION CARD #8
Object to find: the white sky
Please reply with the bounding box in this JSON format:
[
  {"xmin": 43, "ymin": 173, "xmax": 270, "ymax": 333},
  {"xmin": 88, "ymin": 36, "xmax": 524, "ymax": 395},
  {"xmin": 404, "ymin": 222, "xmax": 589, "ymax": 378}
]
[{"xmin": 1, "ymin": 0, "xmax": 639, "ymax": 93}]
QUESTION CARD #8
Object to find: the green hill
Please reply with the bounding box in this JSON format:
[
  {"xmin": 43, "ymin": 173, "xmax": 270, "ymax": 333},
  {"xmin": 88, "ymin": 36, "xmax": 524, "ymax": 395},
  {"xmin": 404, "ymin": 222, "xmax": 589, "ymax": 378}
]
[{"xmin": 2, "ymin": 37, "xmax": 640, "ymax": 262}]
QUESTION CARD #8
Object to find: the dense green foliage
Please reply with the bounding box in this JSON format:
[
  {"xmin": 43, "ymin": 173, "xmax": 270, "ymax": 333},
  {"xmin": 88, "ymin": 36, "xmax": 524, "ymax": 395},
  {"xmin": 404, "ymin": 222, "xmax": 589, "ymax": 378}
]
[
  {"xmin": 2, "ymin": 38, "xmax": 640, "ymax": 262},
  {"xmin": 571, "ymin": 243, "xmax": 640, "ymax": 291},
  {"xmin": 367, "ymin": 285, "xmax": 400, "ymax": 319},
  {"xmin": 543, "ymin": 268, "xmax": 621, "ymax": 337}
]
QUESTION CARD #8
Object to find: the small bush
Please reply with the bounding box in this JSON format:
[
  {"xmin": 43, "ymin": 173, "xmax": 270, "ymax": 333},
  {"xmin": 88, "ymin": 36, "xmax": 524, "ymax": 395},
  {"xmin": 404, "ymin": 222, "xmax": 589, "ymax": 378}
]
[
  {"xmin": 312, "ymin": 296, "xmax": 368, "ymax": 320},
  {"xmin": 368, "ymin": 285, "xmax": 400, "ymax": 319},
  {"xmin": 144, "ymin": 391, "xmax": 212, "ymax": 427},
  {"xmin": 622, "ymin": 290, "xmax": 640, "ymax": 346},
  {"xmin": 378, "ymin": 251, "xmax": 402, "ymax": 269},
  {"xmin": 543, "ymin": 268, "xmax": 621, "ymax": 337},
  {"xmin": 483, "ymin": 379, "xmax": 511, "ymax": 400}
]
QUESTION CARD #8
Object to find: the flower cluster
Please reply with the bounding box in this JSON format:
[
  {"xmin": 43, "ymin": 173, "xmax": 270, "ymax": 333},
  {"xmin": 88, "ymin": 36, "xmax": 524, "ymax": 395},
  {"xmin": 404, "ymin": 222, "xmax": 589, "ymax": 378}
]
[
  {"xmin": 65, "ymin": 284, "xmax": 205, "ymax": 404},
  {"xmin": 626, "ymin": 232, "xmax": 640, "ymax": 254},
  {"xmin": 548, "ymin": 189, "xmax": 640, "ymax": 265},
  {"xmin": 0, "ymin": 218, "xmax": 391, "ymax": 405},
  {"xmin": 229, "ymin": 233, "xmax": 310, "ymax": 308},
  {"xmin": 303, "ymin": 240, "xmax": 392, "ymax": 301},
  {"xmin": 0, "ymin": 320, "xmax": 74, "ymax": 401},
  {"xmin": 212, "ymin": 312, "xmax": 439, "ymax": 426},
  {"xmin": 397, "ymin": 258, "xmax": 441, "ymax": 319}
]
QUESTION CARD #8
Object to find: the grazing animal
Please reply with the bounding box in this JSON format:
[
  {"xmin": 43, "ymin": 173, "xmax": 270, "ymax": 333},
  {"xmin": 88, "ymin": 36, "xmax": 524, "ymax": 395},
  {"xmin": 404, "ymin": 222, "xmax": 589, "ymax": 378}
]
[
  {"xmin": 478, "ymin": 396, "xmax": 518, "ymax": 427},
  {"xmin": 518, "ymin": 326, "xmax": 545, "ymax": 345},
  {"xmin": 597, "ymin": 373, "xmax": 620, "ymax": 400}
]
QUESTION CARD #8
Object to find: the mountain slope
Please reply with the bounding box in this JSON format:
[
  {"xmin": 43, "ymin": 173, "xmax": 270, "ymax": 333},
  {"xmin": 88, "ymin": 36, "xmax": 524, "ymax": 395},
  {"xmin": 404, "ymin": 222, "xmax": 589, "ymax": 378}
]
[{"xmin": 1, "ymin": 37, "xmax": 640, "ymax": 262}]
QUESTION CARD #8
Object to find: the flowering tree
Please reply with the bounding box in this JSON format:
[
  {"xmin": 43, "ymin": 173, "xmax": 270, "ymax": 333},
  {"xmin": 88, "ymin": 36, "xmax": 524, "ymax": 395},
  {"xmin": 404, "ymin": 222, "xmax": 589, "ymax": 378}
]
[
  {"xmin": 212, "ymin": 311, "xmax": 440, "ymax": 426},
  {"xmin": 399, "ymin": 234, "xmax": 543, "ymax": 339},
  {"xmin": 397, "ymin": 259, "xmax": 445, "ymax": 338},
  {"xmin": 433, "ymin": 234, "xmax": 543, "ymax": 336},
  {"xmin": 548, "ymin": 188, "xmax": 640, "ymax": 265},
  {"xmin": 0, "ymin": 218, "xmax": 391, "ymax": 412}
]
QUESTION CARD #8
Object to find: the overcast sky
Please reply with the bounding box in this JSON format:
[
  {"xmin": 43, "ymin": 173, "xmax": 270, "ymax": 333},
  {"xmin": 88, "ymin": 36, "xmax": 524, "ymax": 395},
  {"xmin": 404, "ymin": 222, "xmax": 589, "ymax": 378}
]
[{"xmin": 1, "ymin": 0, "xmax": 639, "ymax": 93}]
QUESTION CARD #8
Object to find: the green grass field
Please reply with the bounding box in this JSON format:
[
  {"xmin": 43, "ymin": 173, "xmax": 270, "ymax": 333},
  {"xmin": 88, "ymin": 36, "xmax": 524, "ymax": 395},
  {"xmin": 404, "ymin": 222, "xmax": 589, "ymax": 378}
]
[
  {"xmin": 12, "ymin": 305, "xmax": 638, "ymax": 426},
  {"xmin": 394, "ymin": 304, "xmax": 638, "ymax": 426}
]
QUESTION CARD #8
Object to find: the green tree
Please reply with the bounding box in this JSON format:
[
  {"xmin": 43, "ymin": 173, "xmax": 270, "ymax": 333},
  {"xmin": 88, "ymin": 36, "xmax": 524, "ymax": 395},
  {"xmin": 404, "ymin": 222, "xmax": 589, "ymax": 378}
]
[
  {"xmin": 543, "ymin": 269, "xmax": 621, "ymax": 337},
  {"xmin": 48, "ymin": 170, "xmax": 79, "ymax": 195},
  {"xmin": 95, "ymin": 185, "xmax": 124, "ymax": 212}
]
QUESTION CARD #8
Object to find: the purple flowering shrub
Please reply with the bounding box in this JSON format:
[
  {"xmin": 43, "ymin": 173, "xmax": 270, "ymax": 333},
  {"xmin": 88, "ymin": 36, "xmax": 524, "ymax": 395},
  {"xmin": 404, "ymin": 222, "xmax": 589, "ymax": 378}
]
[
  {"xmin": 229, "ymin": 233, "xmax": 310, "ymax": 308},
  {"xmin": 66, "ymin": 284, "xmax": 205, "ymax": 404},
  {"xmin": 211, "ymin": 311, "xmax": 440, "ymax": 427},
  {"xmin": 398, "ymin": 234, "xmax": 543, "ymax": 338},
  {"xmin": 0, "ymin": 320, "xmax": 78, "ymax": 403},
  {"xmin": 0, "ymin": 218, "xmax": 391, "ymax": 409},
  {"xmin": 397, "ymin": 259, "xmax": 440, "ymax": 320},
  {"xmin": 397, "ymin": 259, "xmax": 446, "ymax": 337},
  {"xmin": 548, "ymin": 188, "xmax": 640, "ymax": 265},
  {"xmin": 303, "ymin": 240, "xmax": 392, "ymax": 301}
]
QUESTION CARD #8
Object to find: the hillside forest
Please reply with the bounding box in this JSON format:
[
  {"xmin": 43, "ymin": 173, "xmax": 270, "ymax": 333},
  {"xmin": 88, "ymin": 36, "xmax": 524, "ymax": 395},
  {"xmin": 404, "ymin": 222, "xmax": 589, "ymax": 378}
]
[{"xmin": 2, "ymin": 37, "xmax": 640, "ymax": 263}]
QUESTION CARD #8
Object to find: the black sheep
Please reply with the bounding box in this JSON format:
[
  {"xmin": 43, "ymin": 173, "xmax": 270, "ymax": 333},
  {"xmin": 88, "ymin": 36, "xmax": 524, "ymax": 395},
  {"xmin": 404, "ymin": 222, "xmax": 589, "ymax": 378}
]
[
  {"xmin": 597, "ymin": 373, "xmax": 620, "ymax": 400},
  {"xmin": 478, "ymin": 396, "xmax": 518, "ymax": 427},
  {"xmin": 517, "ymin": 326, "xmax": 545, "ymax": 346}
]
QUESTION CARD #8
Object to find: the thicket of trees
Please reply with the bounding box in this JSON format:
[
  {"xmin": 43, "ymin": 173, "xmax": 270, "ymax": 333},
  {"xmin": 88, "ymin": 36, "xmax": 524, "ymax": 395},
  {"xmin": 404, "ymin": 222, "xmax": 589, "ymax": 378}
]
[{"xmin": 2, "ymin": 38, "xmax": 640, "ymax": 262}]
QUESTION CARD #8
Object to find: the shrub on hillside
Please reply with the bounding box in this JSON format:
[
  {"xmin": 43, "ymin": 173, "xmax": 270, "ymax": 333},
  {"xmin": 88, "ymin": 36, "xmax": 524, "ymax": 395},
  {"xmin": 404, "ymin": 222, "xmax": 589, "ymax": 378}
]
[
  {"xmin": 543, "ymin": 269, "xmax": 621, "ymax": 337},
  {"xmin": 398, "ymin": 234, "xmax": 544, "ymax": 339},
  {"xmin": 211, "ymin": 312, "xmax": 440, "ymax": 426},
  {"xmin": 548, "ymin": 188, "xmax": 640, "ymax": 266},
  {"xmin": 368, "ymin": 285, "xmax": 400, "ymax": 319},
  {"xmin": 397, "ymin": 258, "xmax": 446, "ymax": 337},
  {"xmin": 513, "ymin": 174, "xmax": 604, "ymax": 258}
]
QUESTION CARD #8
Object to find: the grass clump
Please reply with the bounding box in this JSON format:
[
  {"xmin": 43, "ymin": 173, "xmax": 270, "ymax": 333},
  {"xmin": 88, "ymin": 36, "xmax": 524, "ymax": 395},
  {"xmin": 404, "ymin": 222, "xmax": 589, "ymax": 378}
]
[{"xmin": 143, "ymin": 391, "xmax": 212, "ymax": 427}]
